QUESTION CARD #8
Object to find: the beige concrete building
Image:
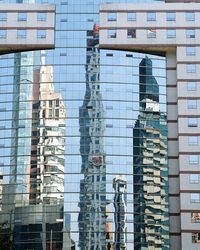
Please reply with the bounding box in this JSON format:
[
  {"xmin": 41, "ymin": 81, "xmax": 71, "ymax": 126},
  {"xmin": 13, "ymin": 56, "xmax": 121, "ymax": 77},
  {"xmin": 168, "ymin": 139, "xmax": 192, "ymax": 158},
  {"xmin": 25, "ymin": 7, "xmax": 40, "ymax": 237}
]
[
  {"xmin": 0, "ymin": 4, "xmax": 55, "ymax": 54},
  {"xmin": 100, "ymin": 2, "xmax": 200, "ymax": 250}
]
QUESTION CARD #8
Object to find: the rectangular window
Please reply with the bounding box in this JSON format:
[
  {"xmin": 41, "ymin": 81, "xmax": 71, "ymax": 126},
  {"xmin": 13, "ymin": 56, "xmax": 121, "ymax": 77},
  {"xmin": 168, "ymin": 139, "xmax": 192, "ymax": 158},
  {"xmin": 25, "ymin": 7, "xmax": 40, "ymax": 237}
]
[
  {"xmin": 186, "ymin": 29, "xmax": 195, "ymax": 38},
  {"xmin": 18, "ymin": 12, "xmax": 27, "ymax": 21},
  {"xmin": 17, "ymin": 29, "xmax": 26, "ymax": 38},
  {"xmin": 0, "ymin": 30, "xmax": 6, "ymax": 38},
  {"xmin": 107, "ymin": 13, "xmax": 117, "ymax": 21},
  {"xmin": 190, "ymin": 174, "xmax": 199, "ymax": 183},
  {"xmin": 166, "ymin": 12, "xmax": 176, "ymax": 21},
  {"xmin": 127, "ymin": 29, "xmax": 136, "ymax": 38},
  {"xmin": 167, "ymin": 29, "xmax": 176, "ymax": 38},
  {"xmin": 147, "ymin": 12, "xmax": 156, "ymax": 21},
  {"xmin": 0, "ymin": 13, "xmax": 7, "ymax": 21},
  {"xmin": 37, "ymin": 12, "xmax": 46, "ymax": 21},
  {"xmin": 108, "ymin": 29, "xmax": 116, "ymax": 38},
  {"xmin": 186, "ymin": 47, "xmax": 196, "ymax": 56},
  {"xmin": 192, "ymin": 213, "xmax": 200, "ymax": 223},
  {"xmin": 37, "ymin": 30, "xmax": 46, "ymax": 39},
  {"xmin": 188, "ymin": 136, "xmax": 198, "ymax": 145},
  {"xmin": 188, "ymin": 100, "xmax": 197, "ymax": 109},
  {"xmin": 187, "ymin": 82, "xmax": 197, "ymax": 91},
  {"xmin": 187, "ymin": 64, "xmax": 196, "ymax": 73},
  {"xmin": 191, "ymin": 193, "xmax": 200, "ymax": 203},
  {"xmin": 188, "ymin": 118, "xmax": 198, "ymax": 127},
  {"xmin": 192, "ymin": 232, "xmax": 200, "ymax": 243},
  {"xmin": 147, "ymin": 29, "xmax": 156, "ymax": 38},
  {"xmin": 189, "ymin": 155, "xmax": 199, "ymax": 164},
  {"xmin": 127, "ymin": 12, "xmax": 136, "ymax": 21},
  {"xmin": 186, "ymin": 12, "xmax": 195, "ymax": 21}
]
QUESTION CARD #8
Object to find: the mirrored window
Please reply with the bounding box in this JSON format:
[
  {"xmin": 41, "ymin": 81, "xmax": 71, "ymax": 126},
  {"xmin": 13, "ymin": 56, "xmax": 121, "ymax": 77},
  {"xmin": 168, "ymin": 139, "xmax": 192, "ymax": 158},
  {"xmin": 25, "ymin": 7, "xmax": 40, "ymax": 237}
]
[
  {"xmin": 127, "ymin": 12, "xmax": 136, "ymax": 21},
  {"xmin": 191, "ymin": 193, "xmax": 200, "ymax": 203},
  {"xmin": 147, "ymin": 12, "xmax": 156, "ymax": 21},
  {"xmin": 147, "ymin": 29, "xmax": 156, "ymax": 38},
  {"xmin": 127, "ymin": 29, "xmax": 136, "ymax": 38},
  {"xmin": 189, "ymin": 155, "xmax": 199, "ymax": 164},
  {"xmin": 18, "ymin": 12, "xmax": 27, "ymax": 21},
  {"xmin": 0, "ymin": 13, "xmax": 7, "ymax": 21},
  {"xmin": 167, "ymin": 29, "xmax": 176, "ymax": 38},
  {"xmin": 166, "ymin": 12, "xmax": 176, "ymax": 21},
  {"xmin": 107, "ymin": 12, "xmax": 117, "ymax": 21},
  {"xmin": 192, "ymin": 213, "xmax": 200, "ymax": 223},
  {"xmin": 187, "ymin": 64, "xmax": 196, "ymax": 73},
  {"xmin": 190, "ymin": 174, "xmax": 200, "ymax": 183},
  {"xmin": 187, "ymin": 82, "xmax": 197, "ymax": 91},
  {"xmin": 188, "ymin": 136, "xmax": 198, "ymax": 145},
  {"xmin": 108, "ymin": 29, "xmax": 116, "ymax": 38},
  {"xmin": 188, "ymin": 118, "xmax": 198, "ymax": 127},
  {"xmin": 186, "ymin": 47, "xmax": 196, "ymax": 56},
  {"xmin": 37, "ymin": 13, "xmax": 46, "ymax": 21},
  {"xmin": 186, "ymin": 12, "xmax": 195, "ymax": 21},
  {"xmin": 186, "ymin": 29, "xmax": 195, "ymax": 38},
  {"xmin": 0, "ymin": 29, "xmax": 6, "ymax": 38},
  {"xmin": 17, "ymin": 29, "xmax": 26, "ymax": 38}
]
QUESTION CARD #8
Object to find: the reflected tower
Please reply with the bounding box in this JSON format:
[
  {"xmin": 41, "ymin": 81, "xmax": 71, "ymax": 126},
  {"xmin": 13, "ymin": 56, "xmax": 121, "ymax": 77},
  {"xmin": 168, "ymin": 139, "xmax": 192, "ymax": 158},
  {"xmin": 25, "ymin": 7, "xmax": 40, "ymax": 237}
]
[
  {"xmin": 133, "ymin": 57, "xmax": 169, "ymax": 249},
  {"xmin": 30, "ymin": 51, "xmax": 66, "ymax": 205},
  {"xmin": 113, "ymin": 176, "xmax": 127, "ymax": 250},
  {"xmin": 78, "ymin": 25, "xmax": 106, "ymax": 249}
]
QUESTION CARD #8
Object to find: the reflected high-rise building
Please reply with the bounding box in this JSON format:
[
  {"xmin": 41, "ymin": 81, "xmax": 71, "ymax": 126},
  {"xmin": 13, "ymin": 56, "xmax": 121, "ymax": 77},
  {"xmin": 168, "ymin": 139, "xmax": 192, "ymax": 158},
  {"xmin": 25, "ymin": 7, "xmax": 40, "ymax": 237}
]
[
  {"xmin": 133, "ymin": 57, "xmax": 169, "ymax": 249},
  {"xmin": 30, "ymin": 51, "xmax": 65, "ymax": 205},
  {"xmin": 8, "ymin": 51, "xmax": 66, "ymax": 250},
  {"xmin": 113, "ymin": 175, "xmax": 127, "ymax": 250},
  {"xmin": 78, "ymin": 25, "xmax": 107, "ymax": 249}
]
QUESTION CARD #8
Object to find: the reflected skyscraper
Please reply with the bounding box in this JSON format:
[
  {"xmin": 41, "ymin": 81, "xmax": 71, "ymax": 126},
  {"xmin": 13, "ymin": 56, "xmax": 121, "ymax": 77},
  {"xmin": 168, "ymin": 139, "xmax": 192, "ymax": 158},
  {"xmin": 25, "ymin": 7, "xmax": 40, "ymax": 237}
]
[
  {"xmin": 9, "ymin": 51, "xmax": 66, "ymax": 249},
  {"xmin": 78, "ymin": 25, "xmax": 106, "ymax": 249},
  {"xmin": 30, "ymin": 51, "xmax": 65, "ymax": 205},
  {"xmin": 133, "ymin": 57, "xmax": 169, "ymax": 249},
  {"xmin": 113, "ymin": 176, "xmax": 127, "ymax": 250}
]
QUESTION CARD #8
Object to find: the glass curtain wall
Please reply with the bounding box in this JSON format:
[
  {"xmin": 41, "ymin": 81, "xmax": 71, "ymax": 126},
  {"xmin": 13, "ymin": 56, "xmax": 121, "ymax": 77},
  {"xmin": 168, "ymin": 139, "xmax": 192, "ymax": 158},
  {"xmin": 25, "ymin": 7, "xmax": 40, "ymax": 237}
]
[{"xmin": 0, "ymin": 0, "xmax": 167, "ymax": 249}]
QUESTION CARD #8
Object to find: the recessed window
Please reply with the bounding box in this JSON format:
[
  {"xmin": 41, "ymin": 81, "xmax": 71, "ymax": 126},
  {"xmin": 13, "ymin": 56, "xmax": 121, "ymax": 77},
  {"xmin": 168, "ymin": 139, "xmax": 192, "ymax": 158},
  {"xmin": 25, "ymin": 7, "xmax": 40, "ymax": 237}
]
[
  {"xmin": 0, "ymin": 13, "xmax": 7, "ymax": 21},
  {"xmin": 107, "ymin": 13, "xmax": 117, "ymax": 21},
  {"xmin": 191, "ymin": 193, "xmax": 200, "ymax": 203},
  {"xmin": 17, "ymin": 29, "xmax": 26, "ymax": 38},
  {"xmin": 37, "ymin": 13, "xmax": 46, "ymax": 21},
  {"xmin": 18, "ymin": 12, "xmax": 27, "ymax": 21},
  {"xmin": 192, "ymin": 213, "xmax": 200, "ymax": 223},
  {"xmin": 187, "ymin": 64, "xmax": 196, "ymax": 73},
  {"xmin": 186, "ymin": 29, "xmax": 195, "ymax": 38},
  {"xmin": 167, "ymin": 29, "xmax": 176, "ymax": 38},
  {"xmin": 108, "ymin": 29, "xmax": 116, "ymax": 38},
  {"xmin": 37, "ymin": 30, "xmax": 46, "ymax": 39},
  {"xmin": 166, "ymin": 12, "xmax": 176, "ymax": 21},
  {"xmin": 189, "ymin": 155, "xmax": 199, "ymax": 164},
  {"xmin": 186, "ymin": 47, "xmax": 196, "ymax": 56},
  {"xmin": 147, "ymin": 29, "xmax": 156, "ymax": 38},
  {"xmin": 192, "ymin": 232, "xmax": 200, "ymax": 243},
  {"xmin": 188, "ymin": 136, "xmax": 198, "ymax": 145},
  {"xmin": 186, "ymin": 12, "xmax": 195, "ymax": 21},
  {"xmin": 127, "ymin": 29, "xmax": 136, "ymax": 38},
  {"xmin": 190, "ymin": 174, "xmax": 199, "ymax": 183},
  {"xmin": 147, "ymin": 12, "xmax": 156, "ymax": 21},
  {"xmin": 127, "ymin": 12, "xmax": 136, "ymax": 21},
  {"xmin": 188, "ymin": 100, "xmax": 197, "ymax": 109},
  {"xmin": 187, "ymin": 82, "xmax": 197, "ymax": 91},
  {"xmin": 0, "ymin": 30, "xmax": 6, "ymax": 38},
  {"xmin": 188, "ymin": 118, "xmax": 198, "ymax": 127}
]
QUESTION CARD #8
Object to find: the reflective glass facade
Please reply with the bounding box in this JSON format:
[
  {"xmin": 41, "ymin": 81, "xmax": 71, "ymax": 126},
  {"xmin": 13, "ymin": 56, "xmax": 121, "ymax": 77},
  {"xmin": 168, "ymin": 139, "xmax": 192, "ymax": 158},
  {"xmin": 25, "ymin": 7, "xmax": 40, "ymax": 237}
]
[{"xmin": 0, "ymin": 0, "xmax": 167, "ymax": 249}]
